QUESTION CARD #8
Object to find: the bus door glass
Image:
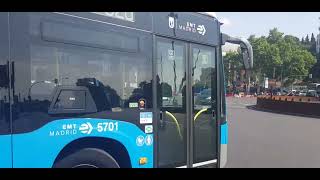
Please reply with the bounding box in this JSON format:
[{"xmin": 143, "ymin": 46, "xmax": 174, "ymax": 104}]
[
  {"xmin": 191, "ymin": 44, "xmax": 217, "ymax": 165},
  {"xmin": 156, "ymin": 37, "xmax": 218, "ymax": 167},
  {"xmin": 156, "ymin": 38, "xmax": 187, "ymax": 167}
]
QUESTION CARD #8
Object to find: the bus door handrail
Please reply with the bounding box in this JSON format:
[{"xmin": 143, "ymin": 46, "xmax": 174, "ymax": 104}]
[
  {"xmin": 164, "ymin": 111, "xmax": 183, "ymax": 140},
  {"xmin": 193, "ymin": 108, "xmax": 208, "ymax": 122},
  {"xmin": 164, "ymin": 108, "xmax": 209, "ymax": 141}
]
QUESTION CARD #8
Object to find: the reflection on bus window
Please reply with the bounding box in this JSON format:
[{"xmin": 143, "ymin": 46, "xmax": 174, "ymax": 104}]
[
  {"xmin": 28, "ymin": 45, "xmax": 151, "ymax": 111},
  {"xmin": 157, "ymin": 39, "xmax": 186, "ymax": 167},
  {"xmin": 157, "ymin": 41, "xmax": 185, "ymax": 108},
  {"xmin": 192, "ymin": 46, "xmax": 217, "ymax": 164},
  {"xmin": 192, "ymin": 48, "xmax": 215, "ymax": 110}
]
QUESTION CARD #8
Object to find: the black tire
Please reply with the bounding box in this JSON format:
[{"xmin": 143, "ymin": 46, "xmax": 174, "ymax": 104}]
[{"xmin": 53, "ymin": 148, "xmax": 120, "ymax": 168}]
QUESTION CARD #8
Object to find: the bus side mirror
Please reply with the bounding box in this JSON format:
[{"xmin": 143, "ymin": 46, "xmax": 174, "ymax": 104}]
[
  {"xmin": 221, "ymin": 33, "xmax": 253, "ymax": 70},
  {"xmin": 241, "ymin": 47, "xmax": 249, "ymax": 68},
  {"xmin": 239, "ymin": 40, "xmax": 253, "ymax": 70}
]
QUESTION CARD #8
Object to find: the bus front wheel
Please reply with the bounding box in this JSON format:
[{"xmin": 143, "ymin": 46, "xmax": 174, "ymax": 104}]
[{"xmin": 53, "ymin": 148, "xmax": 120, "ymax": 168}]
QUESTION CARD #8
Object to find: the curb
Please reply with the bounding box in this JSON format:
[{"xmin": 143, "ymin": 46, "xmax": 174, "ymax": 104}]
[{"xmin": 247, "ymin": 105, "xmax": 320, "ymax": 119}]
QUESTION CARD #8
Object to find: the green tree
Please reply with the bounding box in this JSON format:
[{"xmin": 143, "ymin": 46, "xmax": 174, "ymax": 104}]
[
  {"xmin": 267, "ymin": 28, "xmax": 284, "ymax": 44},
  {"xmin": 310, "ymin": 63, "xmax": 320, "ymax": 82},
  {"xmin": 223, "ymin": 51, "xmax": 242, "ymax": 85},
  {"xmin": 311, "ymin": 33, "xmax": 316, "ymax": 43},
  {"xmin": 246, "ymin": 29, "xmax": 316, "ymax": 87},
  {"xmin": 248, "ymin": 36, "xmax": 281, "ymax": 83},
  {"xmin": 284, "ymin": 35, "xmax": 300, "ymax": 45},
  {"xmin": 223, "ymin": 28, "xmax": 316, "ymax": 90},
  {"xmin": 305, "ymin": 34, "xmax": 310, "ymax": 44},
  {"xmin": 310, "ymin": 33, "xmax": 317, "ymax": 56},
  {"xmin": 287, "ymin": 49, "xmax": 315, "ymax": 80}
]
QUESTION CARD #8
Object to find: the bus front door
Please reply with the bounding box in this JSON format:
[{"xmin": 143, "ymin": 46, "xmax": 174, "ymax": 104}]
[
  {"xmin": 156, "ymin": 38, "xmax": 187, "ymax": 167},
  {"xmin": 191, "ymin": 44, "xmax": 217, "ymax": 167},
  {"xmin": 156, "ymin": 37, "xmax": 218, "ymax": 168}
]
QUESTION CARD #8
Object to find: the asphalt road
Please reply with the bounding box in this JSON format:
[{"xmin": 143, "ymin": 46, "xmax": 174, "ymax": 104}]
[{"xmin": 225, "ymin": 97, "xmax": 320, "ymax": 168}]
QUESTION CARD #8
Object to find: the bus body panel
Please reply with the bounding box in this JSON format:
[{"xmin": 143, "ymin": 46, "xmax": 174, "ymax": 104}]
[
  {"xmin": 12, "ymin": 118, "xmax": 153, "ymax": 168},
  {"xmin": 0, "ymin": 135, "xmax": 12, "ymax": 167},
  {"xmin": 152, "ymin": 12, "xmax": 219, "ymax": 46},
  {"xmin": 220, "ymin": 122, "xmax": 228, "ymax": 144},
  {"xmin": 218, "ymin": 53, "xmax": 228, "ymax": 168},
  {"xmin": 8, "ymin": 12, "xmax": 154, "ymax": 168},
  {"xmin": 0, "ymin": 12, "xmax": 12, "ymax": 168},
  {"xmin": 220, "ymin": 122, "xmax": 228, "ymax": 168},
  {"xmin": 0, "ymin": 12, "xmax": 227, "ymax": 168}
]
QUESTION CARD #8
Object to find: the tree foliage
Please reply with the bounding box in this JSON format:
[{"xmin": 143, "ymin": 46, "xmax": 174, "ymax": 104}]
[
  {"xmin": 244, "ymin": 28, "xmax": 316, "ymax": 86},
  {"xmin": 302, "ymin": 32, "xmax": 319, "ymax": 80},
  {"xmin": 223, "ymin": 51, "xmax": 242, "ymax": 85}
]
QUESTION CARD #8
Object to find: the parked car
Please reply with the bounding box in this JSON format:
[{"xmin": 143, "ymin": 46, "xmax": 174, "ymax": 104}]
[
  {"xmin": 306, "ymin": 90, "xmax": 318, "ymax": 97},
  {"xmin": 195, "ymin": 88, "xmax": 212, "ymax": 105},
  {"xmin": 298, "ymin": 89, "xmax": 308, "ymax": 96}
]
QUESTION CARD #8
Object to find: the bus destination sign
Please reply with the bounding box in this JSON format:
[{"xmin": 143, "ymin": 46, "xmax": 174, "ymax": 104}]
[{"xmin": 92, "ymin": 12, "xmax": 135, "ymax": 22}]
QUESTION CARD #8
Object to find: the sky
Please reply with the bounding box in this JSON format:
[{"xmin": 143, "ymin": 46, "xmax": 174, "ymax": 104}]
[{"xmin": 215, "ymin": 12, "xmax": 320, "ymax": 40}]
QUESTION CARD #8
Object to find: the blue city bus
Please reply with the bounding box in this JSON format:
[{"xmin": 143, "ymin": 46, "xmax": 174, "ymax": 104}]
[{"xmin": 0, "ymin": 12, "xmax": 252, "ymax": 168}]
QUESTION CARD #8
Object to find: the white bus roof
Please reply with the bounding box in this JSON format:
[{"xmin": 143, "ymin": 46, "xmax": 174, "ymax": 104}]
[{"xmin": 197, "ymin": 12, "xmax": 217, "ymax": 19}]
